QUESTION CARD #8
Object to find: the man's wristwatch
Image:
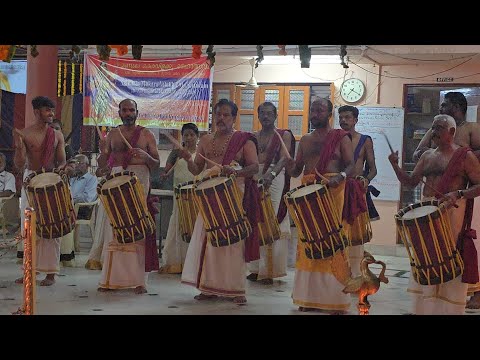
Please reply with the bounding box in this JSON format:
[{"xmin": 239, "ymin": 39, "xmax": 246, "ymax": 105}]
[
  {"xmin": 457, "ymin": 189, "xmax": 465, "ymax": 199},
  {"xmin": 270, "ymin": 171, "xmax": 277, "ymax": 178},
  {"xmin": 340, "ymin": 172, "xmax": 347, "ymax": 180}
]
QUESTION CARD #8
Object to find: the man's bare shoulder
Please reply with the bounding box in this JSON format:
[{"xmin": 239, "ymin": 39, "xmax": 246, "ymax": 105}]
[
  {"xmin": 199, "ymin": 133, "xmax": 214, "ymax": 144},
  {"xmin": 141, "ymin": 127, "xmax": 156, "ymax": 138},
  {"xmin": 467, "ymin": 122, "xmax": 480, "ymax": 131}
]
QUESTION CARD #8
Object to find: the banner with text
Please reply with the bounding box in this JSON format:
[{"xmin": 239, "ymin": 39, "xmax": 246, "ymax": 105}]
[{"xmin": 83, "ymin": 55, "xmax": 213, "ymax": 130}]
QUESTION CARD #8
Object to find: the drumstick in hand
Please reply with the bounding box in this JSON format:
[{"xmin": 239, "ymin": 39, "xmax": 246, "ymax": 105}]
[
  {"xmin": 197, "ymin": 152, "xmax": 222, "ymax": 168},
  {"xmin": 382, "ymin": 129, "xmax": 458, "ymax": 208},
  {"xmin": 160, "ymin": 130, "xmax": 183, "ymax": 149},
  {"xmin": 117, "ymin": 127, "xmax": 132, "ymax": 149},
  {"xmin": 1, "ymin": 119, "xmax": 25, "ymax": 138},
  {"xmin": 315, "ymin": 168, "xmax": 330, "ymax": 184},
  {"xmin": 275, "ymin": 131, "xmax": 292, "ymax": 159}
]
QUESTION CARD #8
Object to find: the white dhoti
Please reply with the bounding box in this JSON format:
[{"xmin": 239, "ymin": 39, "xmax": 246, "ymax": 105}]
[
  {"xmin": 467, "ymin": 199, "xmax": 480, "ymax": 296},
  {"xmin": 181, "ymin": 178, "xmax": 246, "ymax": 297},
  {"xmin": 84, "ymin": 202, "xmax": 107, "ymax": 270},
  {"xmin": 248, "ymin": 168, "xmax": 289, "ymax": 280},
  {"xmin": 407, "ymin": 198, "xmax": 468, "ymax": 315},
  {"xmin": 98, "ymin": 165, "xmax": 149, "ymax": 290}
]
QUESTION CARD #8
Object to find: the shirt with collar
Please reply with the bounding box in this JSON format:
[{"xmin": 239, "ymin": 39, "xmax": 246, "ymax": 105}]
[
  {"xmin": 69, "ymin": 172, "xmax": 98, "ymax": 203},
  {"xmin": 0, "ymin": 170, "xmax": 16, "ymax": 193}
]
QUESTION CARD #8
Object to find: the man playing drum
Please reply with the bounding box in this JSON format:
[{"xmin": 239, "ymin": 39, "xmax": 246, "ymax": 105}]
[
  {"xmin": 247, "ymin": 102, "xmax": 295, "ymax": 285},
  {"xmin": 413, "ymin": 91, "xmax": 480, "ymax": 309},
  {"xmin": 285, "ymin": 98, "xmax": 355, "ymax": 313},
  {"xmin": 179, "ymin": 99, "xmax": 260, "ymax": 304},
  {"xmin": 389, "ymin": 114, "xmax": 480, "ymax": 314},
  {"xmin": 96, "ymin": 98, "xmax": 160, "ymax": 294},
  {"xmin": 13, "ymin": 96, "xmax": 67, "ymax": 286},
  {"xmin": 339, "ymin": 105, "xmax": 378, "ymax": 277}
]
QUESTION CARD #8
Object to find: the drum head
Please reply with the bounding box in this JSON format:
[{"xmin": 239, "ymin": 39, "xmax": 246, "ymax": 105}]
[
  {"xmin": 103, "ymin": 175, "xmax": 131, "ymax": 189},
  {"xmin": 290, "ymin": 183, "xmax": 325, "ymax": 198},
  {"xmin": 196, "ymin": 176, "xmax": 228, "ymax": 190},
  {"xmin": 401, "ymin": 205, "xmax": 438, "ymax": 220},
  {"xmin": 179, "ymin": 183, "xmax": 195, "ymax": 190},
  {"xmin": 29, "ymin": 173, "xmax": 62, "ymax": 187}
]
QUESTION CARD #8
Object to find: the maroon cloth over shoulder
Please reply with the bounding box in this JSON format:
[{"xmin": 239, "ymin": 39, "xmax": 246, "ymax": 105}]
[
  {"xmin": 436, "ymin": 147, "xmax": 478, "ymax": 284},
  {"xmin": 222, "ymin": 131, "xmax": 260, "ymax": 262},
  {"xmin": 41, "ymin": 126, "xmax": 56, "ymax": 168},
  {"xmin": 262, "ymin": 129, "xmax": 295, "ymax": 224},
  {"xmin": 145, "ymin": 195, "xmax": 160, "ymax": 272},
  {"xmin": 342, "ymin": 178, "xmax": 367, "ymax": 225},
  {"xmin": 313, "ymin": 129, "xmax": 350, "ymax": 177}
]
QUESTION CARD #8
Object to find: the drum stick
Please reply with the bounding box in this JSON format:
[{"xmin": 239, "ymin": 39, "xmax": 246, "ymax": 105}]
[
  {"xmin": 379, "ymin": 129, "xmax": 395, "ymax": 154},
  {"xmin": 160, "ymin": 130, "xmax": 183, "ymax": 149},
  {"xmin": 197, "ymin": 152, "xmax": 222, "ymax": 168},
  {"xmin": 91, "ymin": 117, "xmax": 104, "ymax": 139},
  {"xmin": 275, "ymin": 131, "xmax": 292, "ymax": 159},
  {"xmin": 315, "ymin": 168, "xmax": 330, "ymax": 184},
  {"xmin": 420, "ymin": 179, "xmax": 458, "ymax": 208},
  {"xmin": 117, "ymin": 127, "xmax": 132, "ymax": 149}
]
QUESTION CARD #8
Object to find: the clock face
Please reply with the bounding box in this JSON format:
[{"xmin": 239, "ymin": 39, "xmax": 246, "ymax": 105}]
[{"xmin": 340, "ymin": 78, "xmax": 365, "ymax": 103}]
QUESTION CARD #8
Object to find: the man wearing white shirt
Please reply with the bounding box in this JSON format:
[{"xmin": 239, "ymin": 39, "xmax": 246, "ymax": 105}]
[
  {"xmin": 61, "ymin": 154, "xmax": 98, "ymax": 266},
  {"xmin": 0, "ymin": 153, "xmax": 16, "ymax": 197}
]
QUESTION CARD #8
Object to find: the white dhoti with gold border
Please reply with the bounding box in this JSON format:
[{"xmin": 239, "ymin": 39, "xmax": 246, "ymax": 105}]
[
  {"xmin": 98, "ymin": 165, "xmax": 149, "ymax": 290},
  {"xmin": 406, "ymin": 197, "xmax": 468, "ymax": 315},
  {"xmin": 292, "ymin": 174, "xmax": 351, "ymax": 312},
  {"xmin": 181, "ymin": 178, "xmax": 246, "ymax": 297}
]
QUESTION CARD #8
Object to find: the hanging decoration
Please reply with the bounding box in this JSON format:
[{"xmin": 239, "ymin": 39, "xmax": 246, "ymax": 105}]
[
  {"xmin": 340, "ymin": 45, "xmax": 349, "ymax": 69},
  {"xmin": 192, "ymin": 45, "xmax": 202, "ymax": 59},
  {"xmin": 255, "ymin": 45, "xmax": 264, "ymax": 68},
  {"xmin": 132, "ymin": 45, "xmax": 143, "ymax": 60},
  {"xmin": 109, "ymin": 45, "xmax": 128, "ymax": 56},
  {"xmin": 277, "ymin": 45, "xmax": 287, "ymax": 56},
  {"xmin": 30, "ymin": 45, "xmax": 39, "ymax": 58},
  {"xmin": 299, "ymin": 45, "xmax": 311, "ymax": 68},
  {"xmin": 0, "ymin": 45, "xmax": 16, "ymax": 62},
  {"xmin": 206, "ymin": 45, "xmax": 216, "ymax": 68}
]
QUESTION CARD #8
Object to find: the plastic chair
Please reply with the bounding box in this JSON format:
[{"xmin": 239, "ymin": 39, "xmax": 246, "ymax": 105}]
[
  {"xmin": 73, "ymin": 198, "xmax": 99, "ymax": 252},
  {"xmin": 0, "ymin": 193, "xmax": 15, "ymax": 240}
]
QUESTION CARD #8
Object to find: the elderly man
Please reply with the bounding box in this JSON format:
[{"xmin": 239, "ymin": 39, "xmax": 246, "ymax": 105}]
[
  {"xmin": 60, "ymin": 154, "xmax": 98, "ymax": 266},
  {"xmin": 389, "ymin": 114, "xmax": 480, "ymax": 315}
]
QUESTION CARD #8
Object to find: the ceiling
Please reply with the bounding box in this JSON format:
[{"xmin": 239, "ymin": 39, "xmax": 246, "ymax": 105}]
[{"xmin": 11, "ymin": 45, "xmax": 480, "ymax": 66}]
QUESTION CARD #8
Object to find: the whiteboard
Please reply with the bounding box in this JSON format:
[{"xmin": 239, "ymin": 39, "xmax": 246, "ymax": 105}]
[{"xmin": 333, "ymin": 106, "xmax": 405, "ymax": 201}]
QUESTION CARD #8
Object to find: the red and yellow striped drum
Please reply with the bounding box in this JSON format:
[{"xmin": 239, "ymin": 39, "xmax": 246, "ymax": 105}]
[
  {"xmin": 395, "ymin": 199, "xmax": 463, "ymax": 286},
  {"xmin": 97, "ymin": 171, "xmax": 155, "ymax": 244},
  {"xmin": 284, "ymin": 181, "xmax": 349, "ymax": 259},
  {"xmin": 193, "ymin": 175, "xmax": 251, "ymax": 247},
  {"xmin": 24, "ymin": 169, "xmax": 75, "ymax": 239},
  {"xmin": 257, "ymin": 182, "xmax": 281, "ymax": 246},
  {"xmin": 175, "ymin": 180, "xmax": 198, "ymax": 243}
]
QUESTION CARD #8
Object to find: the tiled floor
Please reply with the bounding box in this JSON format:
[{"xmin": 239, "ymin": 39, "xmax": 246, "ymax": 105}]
[{"xmin": 0, "ymin": 230, "xmax": 478, "ymax": 315}]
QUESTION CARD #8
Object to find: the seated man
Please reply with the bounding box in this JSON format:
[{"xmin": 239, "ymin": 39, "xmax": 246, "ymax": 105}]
[
  {"xmin": 0, "ymin": 152, "xmax": 16, "ymax": 232},
  {"xmin": 60, "ymin": 154, "xmax": 98, "ymax": 266}
]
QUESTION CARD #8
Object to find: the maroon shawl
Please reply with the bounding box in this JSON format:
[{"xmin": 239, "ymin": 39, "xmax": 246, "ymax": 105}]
[
  {"xmin": 106, "ymin": 126, "xmax": 144, "ymax": 169},
  {"xmin": 222, "ymin": 131, "xmax": 260, "ymax": 262},
  {"xmin": 41, "ymin": 126, "xmax": 56, "ymax": 168},
  {"xmin": 262, "ymin": 129, "xmax": 295, "ymax": 224},
  {"xmin": 145, "ymin": 195, "xmax": 160, "ymax": 272},
  {"xmin": 342, "ymin": 178, "xmax": 367, "ymax": 225},
  {"xmin": 436, "ymin": 147, "xmax": 478, "ymax": 284},
  {"xmin": 313, "ymin": 129, "xmax": 349, "ymax": 176}
]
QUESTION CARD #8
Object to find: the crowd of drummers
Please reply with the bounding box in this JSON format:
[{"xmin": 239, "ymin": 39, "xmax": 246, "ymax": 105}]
[{"xmin": 10, "ymin": 91, "xmax": 480, "ymax": 314}]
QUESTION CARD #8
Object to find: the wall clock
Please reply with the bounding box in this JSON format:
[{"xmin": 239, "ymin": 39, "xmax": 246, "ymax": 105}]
[{"xmin": 340, "ymin": 78, "xmax": 365, "ymax": 103}]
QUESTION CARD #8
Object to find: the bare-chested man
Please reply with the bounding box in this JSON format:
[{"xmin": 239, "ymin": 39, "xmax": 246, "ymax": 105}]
[
  {"xmin": 179, "ymin": 98, "xmax": 259, "ymax": 304},
  {"xmin": 285, "ymin": 98, "xmax": 355, "ymax": 313},
  {"xmin": 389, "ymin": 114, "xmax": 480, "ymax": 314},
  {"xmin": 413, "ymin": 91, "xmax": 480, "ymax": 308},
  {"xmin": 13, "ymin": 96, "xmax": 66, "ymax": 286},
  {"xmin": 247, "ymin": 101, "xmax": 295, "ymax": 285},
  {"xmin": 96, "ymin": 98, "xmax": 160, "ymax": 294},
  {"xmin": 339, "ymin": 105, "xmax": 378, "ymax": 277}
]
